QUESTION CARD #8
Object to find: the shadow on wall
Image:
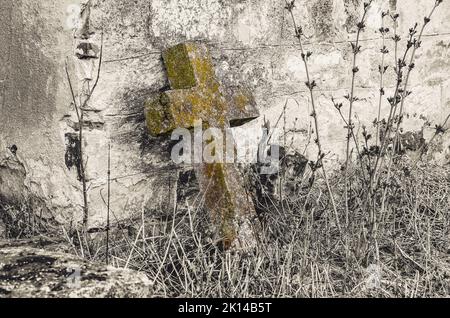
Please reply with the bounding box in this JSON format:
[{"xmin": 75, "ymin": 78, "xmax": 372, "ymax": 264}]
[
  {"xmin": 115, "ymin": 83, "xmax": 177, "ymax": 165},
  {"xmin": 0, "ymin": 152, "xmax": 27, "ymax": 206},
  {"xmin": 0, "ymin": 149, "xmax": 52, "ymax": 229}
]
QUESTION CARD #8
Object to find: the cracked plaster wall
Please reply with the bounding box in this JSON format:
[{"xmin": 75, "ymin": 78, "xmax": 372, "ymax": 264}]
[{"xmin": 1, "ymin": 0, "xmax": 449, "ymax": 228}]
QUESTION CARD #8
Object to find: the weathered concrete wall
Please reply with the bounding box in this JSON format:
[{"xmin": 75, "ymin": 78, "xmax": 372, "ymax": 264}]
[
  {"xmin": 0, "ymin": 0, "xmax": 83, "ymax": 223},
  {"xmin": 1, "ymin": 0, "xmax": 449, "ymax": 228}
]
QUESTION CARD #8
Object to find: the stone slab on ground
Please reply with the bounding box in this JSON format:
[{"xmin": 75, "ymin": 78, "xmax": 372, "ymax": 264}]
[{"xmin": 0, "ymin": 239, "xmax": 152, "ymax": 298}]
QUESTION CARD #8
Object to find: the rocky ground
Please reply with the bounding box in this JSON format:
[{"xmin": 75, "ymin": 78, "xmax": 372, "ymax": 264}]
[{"xmin": 0, "ymin": 238, "xmax": 152, "ymax": 298}]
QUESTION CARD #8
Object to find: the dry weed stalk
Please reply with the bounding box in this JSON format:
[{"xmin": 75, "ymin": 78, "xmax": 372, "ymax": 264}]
[
  {"xmin": 64, "ymin": 32, "xmax": 103, "ymax": 230},
  {"xmin": 284, "ymin": 0, "xmax": 341, "ymax": 235}
]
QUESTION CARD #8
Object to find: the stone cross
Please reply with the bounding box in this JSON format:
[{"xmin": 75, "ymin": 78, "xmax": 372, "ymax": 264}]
[{"xmin": 145, "ymin": 42, "xmax": 260, "ymax": 249}]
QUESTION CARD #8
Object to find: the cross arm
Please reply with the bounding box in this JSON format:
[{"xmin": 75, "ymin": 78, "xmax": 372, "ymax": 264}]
[{"xmin": 224, "ymin": 87, "xmax": 259, "ymax": 127}]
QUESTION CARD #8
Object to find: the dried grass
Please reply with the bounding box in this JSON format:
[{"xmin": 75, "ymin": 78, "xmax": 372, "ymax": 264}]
[{"xmin": 70, "ymin": 157, "xmax": 449, "ymax": 298}]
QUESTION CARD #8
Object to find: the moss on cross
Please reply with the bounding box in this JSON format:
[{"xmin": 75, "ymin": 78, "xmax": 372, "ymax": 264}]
[{"xmin": 145, "ymin": 42, "xmax": 260, "ymax": 249}]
